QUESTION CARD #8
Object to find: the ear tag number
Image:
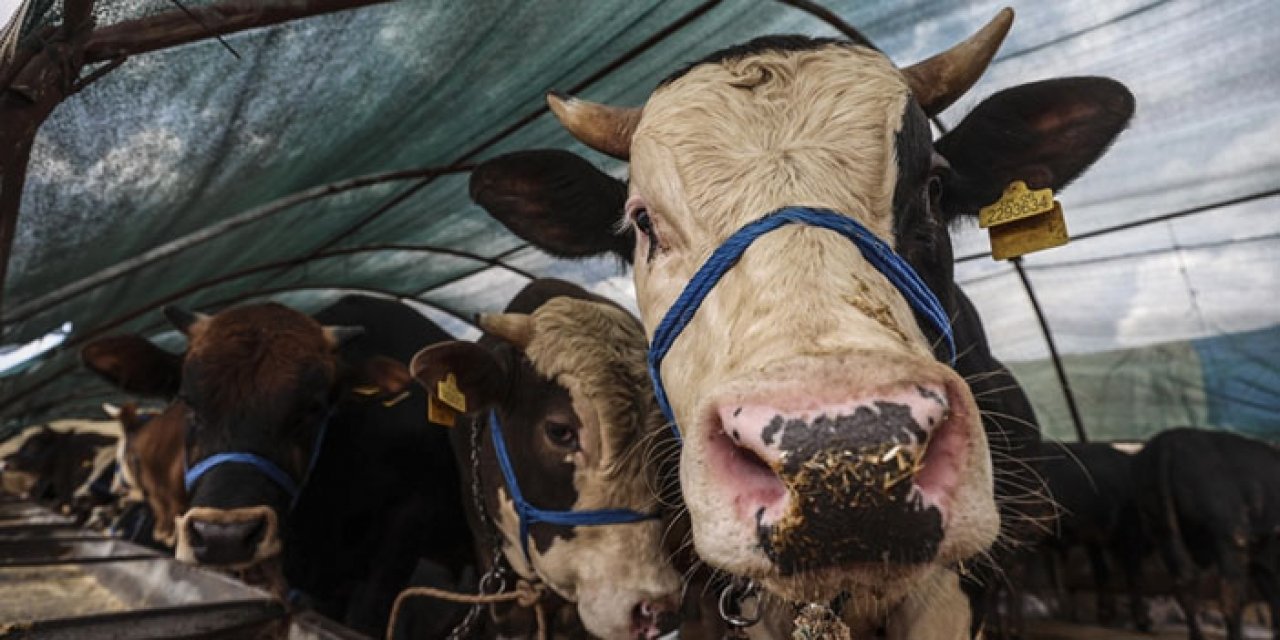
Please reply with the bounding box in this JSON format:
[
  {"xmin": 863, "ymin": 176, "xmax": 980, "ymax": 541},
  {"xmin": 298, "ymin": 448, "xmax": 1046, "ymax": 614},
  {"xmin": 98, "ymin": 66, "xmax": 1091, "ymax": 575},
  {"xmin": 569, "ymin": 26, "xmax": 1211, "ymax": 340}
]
[
  {"xmin": 427, "ymin": 394, "xmax": 458, "ymax": 427},
  {"xmin": 437, "ymin": 373, "xmax": 467, "ymax": 413},
  {"xmin": 979, "ymin": 180, "xmax": 1069, "ymax": 260}
]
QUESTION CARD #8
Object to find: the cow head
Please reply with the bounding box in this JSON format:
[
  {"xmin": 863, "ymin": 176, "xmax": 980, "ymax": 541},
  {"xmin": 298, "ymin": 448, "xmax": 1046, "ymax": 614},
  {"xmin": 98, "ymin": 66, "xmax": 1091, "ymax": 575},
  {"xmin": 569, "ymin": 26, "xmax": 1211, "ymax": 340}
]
[
  {"xmin": 81, "ymin": 304, "xmax": 383, "ymax": 570},
  {"xmin": 468, "ymin": 10, "xmax": 1132, "ymax": 606},
  {"xmin": 411, "ymin": 293, "xmax": 681, "ymax": 639}
]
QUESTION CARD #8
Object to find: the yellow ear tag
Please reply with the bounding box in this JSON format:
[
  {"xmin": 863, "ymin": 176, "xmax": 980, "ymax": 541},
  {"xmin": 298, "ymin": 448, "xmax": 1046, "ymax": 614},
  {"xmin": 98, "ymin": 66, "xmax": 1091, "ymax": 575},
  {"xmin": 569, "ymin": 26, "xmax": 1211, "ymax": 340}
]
[
  {"xmin": 352, "ymin": 385, "xmax": 381, "ymax": 397},
  {"xmin": 437, "ymin": 373, "xmax": 467, "ymax": 413},
  {"xmin": 978, "ymin": 180, "xmax": 1069, "ymax": 260},
  {"xmin": 427, "ymin": 394, "xmax": 458, "ymax": 427}
]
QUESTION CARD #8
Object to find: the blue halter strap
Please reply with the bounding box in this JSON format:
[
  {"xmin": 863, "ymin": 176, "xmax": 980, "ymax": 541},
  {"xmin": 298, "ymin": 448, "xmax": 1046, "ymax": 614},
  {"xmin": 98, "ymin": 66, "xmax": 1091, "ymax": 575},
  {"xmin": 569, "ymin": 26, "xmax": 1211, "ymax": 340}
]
[
  {"xmin": 648, "ymin": 206, "xmax": 957, "ymax": 438},
  {"xmin": 487, "ymin": 411, "xmax": 659, "ymax": 564},
  {"xmin": 183, "ymin": 411, "xmax": 332, "ymax": 510}
]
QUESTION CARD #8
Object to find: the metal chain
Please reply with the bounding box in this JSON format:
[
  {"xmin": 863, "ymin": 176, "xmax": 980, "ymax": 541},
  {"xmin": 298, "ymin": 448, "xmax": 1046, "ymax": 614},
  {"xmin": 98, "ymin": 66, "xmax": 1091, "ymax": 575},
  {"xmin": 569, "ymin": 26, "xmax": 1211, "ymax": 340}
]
[{"xmin": 444, "ymin": 416, "xmax": 512, "ymax": 640}]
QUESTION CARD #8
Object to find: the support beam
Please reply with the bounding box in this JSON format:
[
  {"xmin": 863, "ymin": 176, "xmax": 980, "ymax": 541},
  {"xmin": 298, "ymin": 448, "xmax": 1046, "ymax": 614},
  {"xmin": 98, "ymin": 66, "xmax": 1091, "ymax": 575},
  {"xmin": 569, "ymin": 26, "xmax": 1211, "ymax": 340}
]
[
  {"xmin": 83, "ymin": 0, "xmax": 393, "ymax": 64},
  {"xmin": 1011, "ymin": 257, "xmax": 1088, "ymax": 442}
]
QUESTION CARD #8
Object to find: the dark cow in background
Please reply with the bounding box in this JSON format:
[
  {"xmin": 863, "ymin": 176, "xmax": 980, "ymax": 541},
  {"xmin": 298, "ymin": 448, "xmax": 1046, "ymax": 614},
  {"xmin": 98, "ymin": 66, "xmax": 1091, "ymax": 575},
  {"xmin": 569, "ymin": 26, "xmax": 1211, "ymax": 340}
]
[
  {"xmin": 466, "ymin": 8, "xmax": 1132, "ymax": 635},
  {"xmin": 81, "ymin": 295, "xmax": 473, "ymax": 637},
  {"xmin": 0, "ymin": 425, "xmax": 116, "ymax": 509},
  {"xmin": 1134, "ymin": 427, "xmax": 1280, "ymax": 640},
  {"xmin": 411, "ymin": 278, "xmax": 682, "ymax": 639},
  {"xmin": 1039, "ymin": 442, "xmax": 1150, "ymax": 630}
]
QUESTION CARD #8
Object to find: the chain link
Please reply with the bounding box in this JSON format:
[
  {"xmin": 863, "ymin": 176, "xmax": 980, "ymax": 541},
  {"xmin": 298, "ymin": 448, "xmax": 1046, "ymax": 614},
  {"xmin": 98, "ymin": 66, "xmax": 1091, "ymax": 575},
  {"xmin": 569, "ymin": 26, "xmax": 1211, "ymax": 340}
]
[
  {"xmin": 444, "ymin": 416, "xmax": 511, "ymax": 640},
  {"xmin": 718, "ymin": 577, "xmax": 761, "ymax": 638}
]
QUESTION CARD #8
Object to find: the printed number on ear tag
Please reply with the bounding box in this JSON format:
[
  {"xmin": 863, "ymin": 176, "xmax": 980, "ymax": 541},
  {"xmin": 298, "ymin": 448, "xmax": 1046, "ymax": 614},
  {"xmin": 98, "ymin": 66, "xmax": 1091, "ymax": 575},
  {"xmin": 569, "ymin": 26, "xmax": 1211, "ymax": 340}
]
[
  {"xmin": 979, "ymin": 180, "xmax": 1069, "ymax": 260},
  {"xmin": 437, "ymin": 373, "xmax": 467, "ymax": 413}
]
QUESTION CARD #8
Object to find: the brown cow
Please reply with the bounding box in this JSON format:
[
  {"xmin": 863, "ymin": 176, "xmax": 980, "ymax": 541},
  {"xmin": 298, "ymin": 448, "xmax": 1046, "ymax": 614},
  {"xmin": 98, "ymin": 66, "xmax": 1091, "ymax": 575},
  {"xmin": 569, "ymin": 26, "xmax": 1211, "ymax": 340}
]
[
  {"xmin": 102, "ymin": 401, "xmax": 186, "ymax": 546},
  {"xmin": 467, "ymin": 9, "xmax": 1133, "ymax": 637}
]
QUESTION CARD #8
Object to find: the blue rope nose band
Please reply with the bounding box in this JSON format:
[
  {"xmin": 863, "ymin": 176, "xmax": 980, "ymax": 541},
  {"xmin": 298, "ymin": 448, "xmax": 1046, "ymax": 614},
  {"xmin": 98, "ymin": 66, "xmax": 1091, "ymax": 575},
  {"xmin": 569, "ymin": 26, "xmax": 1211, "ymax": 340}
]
[
  {"xmin": 488, "ymin": 412, "xmax": 659, "ymax": 564},
  {"xmin": 647, "ymin": 206, "xmax": 957, "ymax": 439},
  {"xmin": 183, "ymin": 411, "xmax": 332, "ymax": 510}
]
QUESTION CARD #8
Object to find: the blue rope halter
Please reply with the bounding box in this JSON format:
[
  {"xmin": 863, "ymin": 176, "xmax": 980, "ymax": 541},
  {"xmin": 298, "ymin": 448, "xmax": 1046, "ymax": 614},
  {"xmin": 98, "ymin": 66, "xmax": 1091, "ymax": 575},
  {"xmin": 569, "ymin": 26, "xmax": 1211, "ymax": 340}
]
[
  {"xmin": 487, "ymin": 411, "xmax": 659, "ymax": 564},
  {"xmin": 183, "ymin": 411, "xmax": 332, "ymax": 510},
  {"xmin": 648, "ymin": 206, "xmax": 957, "ymax": 439}
]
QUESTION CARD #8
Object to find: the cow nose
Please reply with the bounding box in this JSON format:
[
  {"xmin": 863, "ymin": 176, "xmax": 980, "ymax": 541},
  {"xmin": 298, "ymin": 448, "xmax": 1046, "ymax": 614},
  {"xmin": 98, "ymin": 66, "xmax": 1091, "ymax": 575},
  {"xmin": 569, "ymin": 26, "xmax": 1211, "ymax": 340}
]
[
  {"xmin": 712, "ymin": 384, "xmax": 962, "ymax": 572},
  {"xmin": 631, "ymin": 598, "xmax": 680, "ymax": 639},
  {"xmin": 187, "ymin": 515, "xmax": 268, "ymax": 565}
]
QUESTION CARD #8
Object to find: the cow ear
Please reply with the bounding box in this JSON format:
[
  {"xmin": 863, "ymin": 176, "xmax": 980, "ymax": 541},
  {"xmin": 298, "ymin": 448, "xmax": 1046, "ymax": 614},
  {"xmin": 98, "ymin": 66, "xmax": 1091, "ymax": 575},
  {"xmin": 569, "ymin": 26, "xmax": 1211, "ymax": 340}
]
[
  {"xmin": 409, "ymin": 342, "xmax": 507, "ymax": 416},
  {"xmin": 353, "ymin": 355, "xmax": 413, "ymax": 398},
  {"xmin": 109, "ymin": 403, "xmax": 144, "ymax": 434},
  {"xmin": 936, "ymin": 77, "xmax": 1134, "ymax": 217},
  {"xmin": 469, "ymin": 149, "xmax": 634, "ymax": 263},
  {"xmin": 81, "ymin": 335, "xmax": 182, "ymax": 398}
]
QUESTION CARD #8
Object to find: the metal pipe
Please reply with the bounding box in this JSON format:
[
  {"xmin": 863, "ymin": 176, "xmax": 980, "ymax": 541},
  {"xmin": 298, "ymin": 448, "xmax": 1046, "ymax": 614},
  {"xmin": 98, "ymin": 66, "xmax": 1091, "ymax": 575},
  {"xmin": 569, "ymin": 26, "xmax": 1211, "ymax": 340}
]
[{"xmin": 1010, "ymin": 256, "xmax": 1088, "ymax": 442}]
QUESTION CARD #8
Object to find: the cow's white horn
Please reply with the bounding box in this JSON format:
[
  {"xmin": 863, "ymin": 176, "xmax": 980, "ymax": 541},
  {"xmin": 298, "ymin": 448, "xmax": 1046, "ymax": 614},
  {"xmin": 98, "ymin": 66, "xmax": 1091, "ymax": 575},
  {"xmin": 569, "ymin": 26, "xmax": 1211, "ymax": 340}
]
[
  {"xmin": 546, "ymin": 91, "xmax": 640, "ymax": 161},
  {"xmin": 902, "ymin": 8, "xmax": 1014, "ymax": 116}
]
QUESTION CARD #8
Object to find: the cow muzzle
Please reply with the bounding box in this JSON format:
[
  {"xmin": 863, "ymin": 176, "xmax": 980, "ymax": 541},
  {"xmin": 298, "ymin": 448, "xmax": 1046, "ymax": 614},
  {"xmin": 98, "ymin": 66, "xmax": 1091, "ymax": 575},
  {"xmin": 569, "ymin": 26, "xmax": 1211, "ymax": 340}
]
[
  {"xmin": 707, "ymin": 383, "xmax": 967, "ymax": 574},
  {"xmin": 175, "ymin": 505, "xmax": 281, "ymax": 567}
]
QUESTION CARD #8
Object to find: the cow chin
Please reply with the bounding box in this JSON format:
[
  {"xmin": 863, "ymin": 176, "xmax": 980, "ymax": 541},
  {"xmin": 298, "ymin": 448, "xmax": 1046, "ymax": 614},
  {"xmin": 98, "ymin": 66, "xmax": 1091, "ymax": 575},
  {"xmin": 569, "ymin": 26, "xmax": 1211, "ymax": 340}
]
[{"xmin": 678, "ymin": 355, "xmax": 998, "ymax": 606}]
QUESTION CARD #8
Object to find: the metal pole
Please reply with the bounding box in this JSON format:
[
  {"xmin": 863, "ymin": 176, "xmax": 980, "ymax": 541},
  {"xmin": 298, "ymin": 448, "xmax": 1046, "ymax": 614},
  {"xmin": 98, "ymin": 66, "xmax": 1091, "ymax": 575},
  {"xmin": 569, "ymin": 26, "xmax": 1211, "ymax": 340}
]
[{"xmin": 1010, "ymin": 257, "xmax": 1089, "ymax": 442}]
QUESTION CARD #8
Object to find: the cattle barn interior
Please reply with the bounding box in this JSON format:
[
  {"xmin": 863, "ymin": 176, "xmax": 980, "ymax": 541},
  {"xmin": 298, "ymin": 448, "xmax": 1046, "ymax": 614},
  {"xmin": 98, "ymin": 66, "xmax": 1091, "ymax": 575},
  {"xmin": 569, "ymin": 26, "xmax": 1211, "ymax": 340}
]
[{"xmin": 0, "ymin": 0, "xmax": 1278, "ymax": 638}]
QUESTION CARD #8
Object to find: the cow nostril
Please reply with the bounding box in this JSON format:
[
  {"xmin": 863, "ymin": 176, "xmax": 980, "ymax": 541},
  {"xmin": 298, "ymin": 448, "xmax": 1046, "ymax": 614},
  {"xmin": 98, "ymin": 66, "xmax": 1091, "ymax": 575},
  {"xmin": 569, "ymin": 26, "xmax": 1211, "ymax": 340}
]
[
  {"xmin": 187, "ymin": 520, "xmax": 206, "ymax": 548},
  {"xmin": 632, "ymin": 600, "xmax": 680, "ymax": 637},
  {"xmin": 243, "ymin": 517, "xmax": 267, "ymax": 548}
]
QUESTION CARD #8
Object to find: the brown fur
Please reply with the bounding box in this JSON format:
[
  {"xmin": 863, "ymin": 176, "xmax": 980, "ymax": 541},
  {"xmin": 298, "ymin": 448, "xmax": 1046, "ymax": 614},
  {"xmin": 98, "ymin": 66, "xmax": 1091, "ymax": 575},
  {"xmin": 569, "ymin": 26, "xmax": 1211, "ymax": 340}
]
[
  {"xmin": 184, "ymin": 304, "xmax": 336, "ymax": 410},
  {"xmin": 114, "ymin": 402, "xmax": 187, "ymax": 546}
]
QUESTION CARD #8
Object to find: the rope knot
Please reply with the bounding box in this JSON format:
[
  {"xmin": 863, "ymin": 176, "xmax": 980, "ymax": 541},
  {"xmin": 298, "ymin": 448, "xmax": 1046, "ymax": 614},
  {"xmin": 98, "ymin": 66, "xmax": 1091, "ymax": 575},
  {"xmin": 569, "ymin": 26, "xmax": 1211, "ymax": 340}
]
[{"xmin": 514, "ymin": 579, "xmax": 547, "ymax": 608}]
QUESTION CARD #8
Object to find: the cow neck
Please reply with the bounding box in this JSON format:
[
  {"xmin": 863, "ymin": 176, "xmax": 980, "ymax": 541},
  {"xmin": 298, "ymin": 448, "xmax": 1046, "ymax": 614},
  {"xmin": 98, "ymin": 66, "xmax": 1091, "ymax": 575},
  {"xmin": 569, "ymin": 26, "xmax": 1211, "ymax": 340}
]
[
  {"xmin": 487, "ymin": 411, "xmax": 659, "ymax": 566},
  {"xmin": 182, "ymin": 407, "xmax": 334, "ymax": 511},
  {"xmin": 648, "ymin": 206, "xmax": 957, "ymax": 441}
]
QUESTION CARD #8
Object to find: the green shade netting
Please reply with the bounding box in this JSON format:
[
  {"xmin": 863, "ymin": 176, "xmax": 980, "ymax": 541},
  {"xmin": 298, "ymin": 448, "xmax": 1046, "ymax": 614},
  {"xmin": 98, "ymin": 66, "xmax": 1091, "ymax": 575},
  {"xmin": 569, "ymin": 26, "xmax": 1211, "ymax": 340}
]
[{"xmin": 2, "ymin": 0, "xmax": 1278, "ymax": 441}]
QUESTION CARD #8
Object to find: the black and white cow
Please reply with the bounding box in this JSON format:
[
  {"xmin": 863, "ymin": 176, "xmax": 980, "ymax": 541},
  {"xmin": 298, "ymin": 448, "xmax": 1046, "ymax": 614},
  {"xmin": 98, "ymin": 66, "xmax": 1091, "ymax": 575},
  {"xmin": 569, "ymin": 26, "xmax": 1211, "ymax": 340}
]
[
  {"xmin": 466, "ymin": 9, "xmax": 1133, "ymax": 636},
  {"xmin": 411, "ymin": 278, "xmax": 683, "ymax": 639}
]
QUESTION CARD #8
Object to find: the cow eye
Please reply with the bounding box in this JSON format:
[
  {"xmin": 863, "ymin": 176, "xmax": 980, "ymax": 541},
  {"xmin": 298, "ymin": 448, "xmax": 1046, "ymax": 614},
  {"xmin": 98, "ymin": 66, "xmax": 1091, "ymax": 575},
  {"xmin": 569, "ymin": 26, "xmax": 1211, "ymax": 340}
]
[
  {"xmin": 543, "ymin": 420, "xmax": 579, "ymax": 451},
  {"xmin": 630, "ymin": 207, "xmax": 661, "ymax": 261}
]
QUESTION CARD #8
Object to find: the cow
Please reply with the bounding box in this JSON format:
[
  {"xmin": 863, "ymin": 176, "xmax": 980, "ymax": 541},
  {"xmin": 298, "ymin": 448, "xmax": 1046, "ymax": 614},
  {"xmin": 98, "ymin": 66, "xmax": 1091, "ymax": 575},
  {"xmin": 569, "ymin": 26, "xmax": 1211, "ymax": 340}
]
[
  {"xmin": 95, "ymin": 401, "xmax": 186, "ymax": 545},
  {"xmin": 1038, "ymin": 442, "xmax": 1150, "ymax": 630},
  {"xmin": 410, "ymin": 278, "xmax": 683, "ymax": 639},
  {"xmin": 465, "ymin": 8, "xmax": 1133, "ymax": 636},
  {"xmin": 0, "ymin": 425, "xmax": 116, "ymax": 509},
  {"xmin": 80, "ymin": 295, "xmax": 474, "ymax": 637},
  {"xmin": 1133, "ymin": 427, "xmax": 1280, "ymax": 640}
]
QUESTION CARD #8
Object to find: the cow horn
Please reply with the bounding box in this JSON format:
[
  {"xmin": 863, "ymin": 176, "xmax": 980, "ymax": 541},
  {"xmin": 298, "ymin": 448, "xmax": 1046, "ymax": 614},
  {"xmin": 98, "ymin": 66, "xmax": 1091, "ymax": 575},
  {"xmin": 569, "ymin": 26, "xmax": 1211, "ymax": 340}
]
[
  {"xmin": 102, "ymin": 402, "xmax": 122, "ymax": 418},
  {"xmin": 163, "ymin": 306, "xmax": 209, "ymax": 336},
  {"xmin": 546, "ymin": 91, "xmax": 640, "ymax": 160},
  {"xmin": 902, "ymin": 8, "xmax": 1014, "ymax": 116},
  {"xmin": 478, "ymin": 313, "xmax": 534, "ymax": 350},
  {"xmin": 324, "ymin": 325, "xmax": 365, "ymax": 348}
]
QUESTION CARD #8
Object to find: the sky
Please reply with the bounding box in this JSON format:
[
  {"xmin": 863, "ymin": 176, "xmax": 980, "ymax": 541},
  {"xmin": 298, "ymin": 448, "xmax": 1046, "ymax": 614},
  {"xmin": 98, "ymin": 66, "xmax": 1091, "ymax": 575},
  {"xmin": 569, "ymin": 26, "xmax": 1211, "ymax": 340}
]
[{"xmin": 0, "ymin": 1, "xmax": 20, "ymax": 30}]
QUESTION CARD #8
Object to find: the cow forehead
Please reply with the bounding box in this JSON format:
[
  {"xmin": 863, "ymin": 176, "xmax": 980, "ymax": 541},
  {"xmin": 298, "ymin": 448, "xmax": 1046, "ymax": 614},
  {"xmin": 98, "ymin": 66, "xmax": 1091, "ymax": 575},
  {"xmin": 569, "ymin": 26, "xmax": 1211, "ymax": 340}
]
[
  {"xmin": 634, "ymin": 43, "xmax": 911, "ymax": 240},
  {"xmin": 521, "ymin": 298, "xmax": 655, "ymax": 469},
  {"xmin": 185, "ymin": 304, "xmax": 335, "ymax": 399}
]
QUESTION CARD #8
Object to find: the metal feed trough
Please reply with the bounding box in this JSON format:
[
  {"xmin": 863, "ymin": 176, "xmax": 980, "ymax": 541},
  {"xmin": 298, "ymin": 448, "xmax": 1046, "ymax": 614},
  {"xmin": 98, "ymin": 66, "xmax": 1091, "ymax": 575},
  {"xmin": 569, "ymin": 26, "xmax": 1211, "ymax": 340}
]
[{"xmin": 0, "ymin": 499, "xmax": 287, "ymax": 639}]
